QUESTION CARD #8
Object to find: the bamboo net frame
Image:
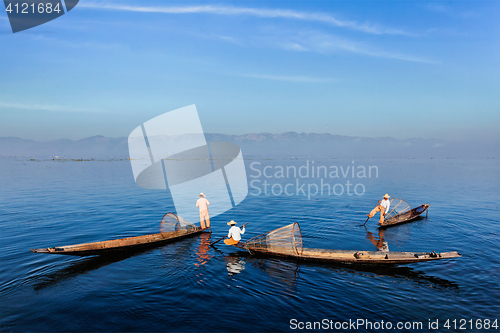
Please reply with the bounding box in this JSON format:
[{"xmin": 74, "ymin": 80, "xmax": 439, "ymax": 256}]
[
  {"xmin": 384, "ymin": 198, "xmax": 412, "ymax": 223},
  {"xmin": 160, "ymin": 212, "xmax": 197, "ymax": 235},
  {"xmin": 245, "ymin": 222, "xmax": 303, "ymax": 255}
]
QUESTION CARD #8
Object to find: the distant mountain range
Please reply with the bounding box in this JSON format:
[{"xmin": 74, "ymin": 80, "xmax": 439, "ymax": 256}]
[{"xmin": 0, "ymin": 133, "xmax": 497, "ymax": 158}]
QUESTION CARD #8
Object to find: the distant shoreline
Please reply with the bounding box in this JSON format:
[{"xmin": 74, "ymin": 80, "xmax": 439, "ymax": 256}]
[{"xmin": 1, "ymin": 134, "xmax": 498, "ymax": 159}]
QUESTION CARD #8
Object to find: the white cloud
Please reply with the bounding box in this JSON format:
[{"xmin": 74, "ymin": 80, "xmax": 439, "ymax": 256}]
[
  {"xmin": 281, "ymin": 42, "xmax": 309, "ymax": 52},
  {"xmin": 425, "ymin": 3, "xmax": 451, "ymax": 14},
  {"xmin": 215, "ymin": 35, "xmax": 240, "ymax": 45},
  {"xmin": 80, "ymin": 3, "xmax": 416, "ymax": 36},
  {"xmin": 75, "ymin": 3, "xmax": 434, "ymax": 63},
  {"xmin": 423, "ymin": 3, "xmax": 479, "ymax": 19},
  {"xmin": 0, "ymin": 102, "xmax": 100, "ymax": 112},
  {"xmin": 274, "ymin": 31, "xmax": 437, "ymax": 63},
  {"xmin": 235, "ymin": 73, "xmax": 332, "ymax": 83}
]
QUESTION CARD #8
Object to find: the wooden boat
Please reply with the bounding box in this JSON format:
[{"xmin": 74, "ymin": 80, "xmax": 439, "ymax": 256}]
[
  {"xmin": 379, "ymin": 203, "xmax": 430, "ymax": 228},
  {"xmin": 31, "ymin": 213, "xmax": 208, "ymax": 256},
  {"xmin": 231, "ymin": 223, "xmax": 461, "ymax": 266}
]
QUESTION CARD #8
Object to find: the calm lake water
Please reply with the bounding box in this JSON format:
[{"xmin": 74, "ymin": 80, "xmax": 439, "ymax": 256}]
[{"xmin": 1, "ymin": 157, "xmax": 499, "ymax": 332}]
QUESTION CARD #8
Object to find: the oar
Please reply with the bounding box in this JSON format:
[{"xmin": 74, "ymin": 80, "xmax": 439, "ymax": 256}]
[
  {"xmin": 362, "ymin": 217, "xmax": 370, "ymax": 226},
  {"xmin": 209, "ymin": 236, "xmax": 226, "ymax": 247},
  {"xmin": 360, "ymin": 201, "xmax": 380, "ymax": 226}
]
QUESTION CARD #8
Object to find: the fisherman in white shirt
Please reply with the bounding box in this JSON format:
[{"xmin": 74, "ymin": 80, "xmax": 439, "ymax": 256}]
[
  {"xmin": 196, "ymin": 193, "xmax": 210, "ymax": 229},
  {"xmin": 224, "ymin": 220, "xmax": 245, "ymax": 245},
  {"xmin": 367, "ymin": 194, "xmax": 391, "ymax": 225}
]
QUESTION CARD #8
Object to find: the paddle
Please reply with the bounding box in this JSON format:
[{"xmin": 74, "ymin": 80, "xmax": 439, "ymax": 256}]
[
  {"xmin": 362, "ymin": 217, "xmax": 370, "ymax": 226},
  {"xmin": 361, "ymin": 201, "xmax": 381, "ymax": 226},
  {"xmin": 209, "ymin": 223, "xmax": 249, "ymax": 247},
  {"xmin": 209, "ymin": 236, "xmax": 226, "ymax": 247}
]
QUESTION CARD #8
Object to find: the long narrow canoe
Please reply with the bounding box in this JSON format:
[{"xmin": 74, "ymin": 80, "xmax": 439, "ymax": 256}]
[
  {"xmin": 230, "ymin": 222, "xmax": 461, "ymax": 266},
  {"xmin": 233, "ymin": 244, "xmax": 460, "ymax": 266},
  {"xmin": 31, "ymin": 228, "xmax": 208, "ymax": 256},
  {"xmin": 379, "ymin": 204, "xmax": 430, "ymax": 228},
  {"xmin": 31, "ymin": 213, "xmax": 208, "ymax": 256}
]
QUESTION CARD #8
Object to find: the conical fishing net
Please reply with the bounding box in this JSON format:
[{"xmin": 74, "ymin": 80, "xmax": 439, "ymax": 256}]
[
  {"xmin": 245, "ymin": 222, "xmax": 303, "ymax": 255},
  {"xmin": 384, "ymin": 198, "xmax": 411, "ymax": 223},
  {"xmin": 160, "ymin": 212, "xmax": 197, "ymax": 235}
]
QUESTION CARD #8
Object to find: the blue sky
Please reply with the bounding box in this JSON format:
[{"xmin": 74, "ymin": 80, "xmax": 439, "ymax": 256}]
[{"xmin": 0, "ymin": 0, "xmax": 499, "ymax": 142}]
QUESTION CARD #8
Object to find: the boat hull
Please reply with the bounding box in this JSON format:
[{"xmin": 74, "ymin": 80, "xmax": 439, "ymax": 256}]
[
  {"xmin": 379, "ymin": 204, "xmax": 430, "ymax": 228},
  {"xmin": 31, "ymin": 228, "xmax": 208, "ymax": 256},
  {"xmin": 233, "ymin": 244, "xmax": 460, "ymax": 266}
]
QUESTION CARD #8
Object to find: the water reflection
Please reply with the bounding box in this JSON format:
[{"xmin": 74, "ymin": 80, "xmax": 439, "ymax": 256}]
[
  {"xmin": 252, "ymin": 258, "xmax": 300, "ymax": 292},
  {"xmin": 194, "ymin": 233, "xmax": 213, "ymax": 284},
  {"xmin": 33, "ymin": 235, "xmax": 202, "ymax": 291},
  {"xmin": 225, "ymin": 257, "xmax": 246, "ymax": 276},
  {"xmin": 33, "ymin": 253, "xmax": 136, "ymax": 291},
  {"xmin": 195, "ymin": 232, "xmax": 211, "ymax": 267},
  {"xmin": 366, "ymin": 229, "xmax": 389, "ymax": 252},
  {"xmin": 350, "ymin": 265, "xmax": 459, "ymax": 291}
]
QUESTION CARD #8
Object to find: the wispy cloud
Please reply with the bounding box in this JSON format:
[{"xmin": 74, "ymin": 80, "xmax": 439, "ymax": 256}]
[
  {"xmin": 234, "ymin": 73, "xmax": 333, "ymax": 83},
  {"xmin": 191, "ymin": 33, "xmax": 243, "ymax": 46},
  {"xmin": 0, "ymin": 102, "xmax": 100, "ymax": 112},
  {"xmin": 215, "ymin": 35, "xmax": 241, "ymax": 45},
  {"xmin": 425, "ymin": 3, "xmax": 452, "ymax": 14},
  {"xmin": 424, "ymin": 3, "xmax": 479, "ymax": 19},
  {"xmin": 80, "ymin": 3, "xmax": 416, "ymax": 36},
  {"xmin": 266, "ymin": 31, "xmax": 437, "ymax": 63}
]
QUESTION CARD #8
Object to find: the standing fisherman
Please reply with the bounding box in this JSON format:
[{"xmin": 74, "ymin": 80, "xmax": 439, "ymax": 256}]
[
  {"xmin": 224, "ymin": 220, "xmax": 245, "ymax": 245},
  {"xmin": 367, "ymin": 194, "xmax": 391, "ymax": 225},
  {"xmin": 196, "ymin": 193, "xmax": 210, "ymax": 229}
]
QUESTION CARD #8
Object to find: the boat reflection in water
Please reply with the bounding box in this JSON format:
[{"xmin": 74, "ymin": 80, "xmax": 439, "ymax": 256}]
[
  {"xmin": 195, "ymin": 232, "xmax": 211, "ymax": 267},
  {"xmin": 366, "ymin": 229, "xmax": 389, "ymax": 252},
  {"xmin": 253, "ymin": 258, "xmax": 300, "ymax": 293},
  {"xmin": 33, "ymin": 236, "xmax": 202, "ymax": 291},
  {"xmin": 194, "ymin": 232, "xmax": 213, "ymax": 284},
  {"xmin": 33, "ymin": 252, "xmax": 138, "ymax": 291},
  {"xmin": 225, "ymin": 257, "xmax": 246, "ymax": 276}
]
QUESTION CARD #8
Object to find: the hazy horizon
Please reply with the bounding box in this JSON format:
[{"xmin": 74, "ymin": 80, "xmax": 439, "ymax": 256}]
[
  {"xmin": 1, "ymin": 130, "xmax": 498, "ymax": 144},
  {"xmin": 0, "ymin": 109, "xmax": 498, "ymax": 144},
  {"xmin": 1, "ymin": 132, "xmax": 498, "ymax": 159}
]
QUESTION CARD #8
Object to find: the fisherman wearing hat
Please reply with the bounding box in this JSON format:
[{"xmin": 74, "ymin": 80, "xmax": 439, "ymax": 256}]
[
  {"xmin": 224, "ymin": 220, "xmax": 245, "ymax": 245},
  {"xmin": 367, "ymin": 194, "xmax": 391, "ymax": 225},
  {"xmin": 196, "ymin": 193, "xmax": 210, "ymax": 229}
]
